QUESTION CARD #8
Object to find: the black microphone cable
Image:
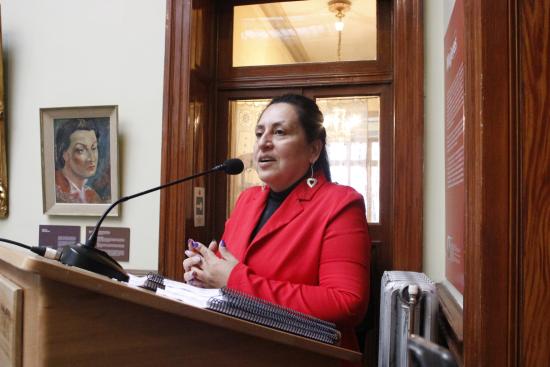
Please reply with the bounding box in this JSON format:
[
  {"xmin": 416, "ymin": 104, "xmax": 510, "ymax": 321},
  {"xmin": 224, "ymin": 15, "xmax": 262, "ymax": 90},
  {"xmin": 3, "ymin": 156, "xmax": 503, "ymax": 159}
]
[{"xmin": 0, "ymin": 237, "xmax": 61, "ymax": 260}]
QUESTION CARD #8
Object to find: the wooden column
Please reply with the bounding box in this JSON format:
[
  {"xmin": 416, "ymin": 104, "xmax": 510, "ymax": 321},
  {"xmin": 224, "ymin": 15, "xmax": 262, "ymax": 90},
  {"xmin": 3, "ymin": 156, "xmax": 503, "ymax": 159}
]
[
  {"xmin": 159, "ymin": 0, "xmax": 193, "ymax": 278},
  {"xmin": 518, "ymin": 0, "xmax": 550, "ymax": 365},
  {"xmin": 463, "ymin": 0, "xmax": 519, "ymax": 365},
  {"xmin": 393, "ymin": 0, "xmax": 424, "ymax": 271}
]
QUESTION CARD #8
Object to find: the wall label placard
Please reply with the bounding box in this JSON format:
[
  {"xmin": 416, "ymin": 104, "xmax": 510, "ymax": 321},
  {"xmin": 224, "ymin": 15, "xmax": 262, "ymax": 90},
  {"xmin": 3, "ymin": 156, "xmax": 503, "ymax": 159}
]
[
  {"xmin": 38, "ymin": 225, "xmax": 81, "ymax": 249},
  {"xmin": 85, "ymin": 226, "xmax": 130, "ymax": 262}
]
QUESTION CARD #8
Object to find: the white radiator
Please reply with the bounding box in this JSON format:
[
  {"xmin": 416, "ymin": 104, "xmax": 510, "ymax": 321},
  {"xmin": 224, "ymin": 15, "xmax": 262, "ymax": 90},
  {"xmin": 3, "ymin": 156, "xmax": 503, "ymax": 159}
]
[{"xmin": 378, "ymin": 271, "xmax": 438, "ymax": 367}]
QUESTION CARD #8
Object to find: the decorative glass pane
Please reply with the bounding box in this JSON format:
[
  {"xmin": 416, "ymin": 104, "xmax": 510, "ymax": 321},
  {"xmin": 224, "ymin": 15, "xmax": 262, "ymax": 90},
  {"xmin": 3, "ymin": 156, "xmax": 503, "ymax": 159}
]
[
  {"xmin": 227, "ymin": 95, "xmax": 381, "ymax": 223},
  {"xmin": 233, "ymin": 0, "xmax": 377, "ymax": 67},
  {"xmin": 228, "ymin": 99, "xmax": 270, "ymax": 213},
  {"xmin": 317, "ymin": 96, "xmax": 380, "ymax": 223}
]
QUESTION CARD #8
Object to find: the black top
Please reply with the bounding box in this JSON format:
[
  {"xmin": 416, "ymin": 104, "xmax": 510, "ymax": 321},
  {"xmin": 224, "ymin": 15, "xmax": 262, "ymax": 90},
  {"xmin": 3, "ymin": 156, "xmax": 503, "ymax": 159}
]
[{"xmin": 250, "ymin": 178, "xmax": 304, "ymax": 241}]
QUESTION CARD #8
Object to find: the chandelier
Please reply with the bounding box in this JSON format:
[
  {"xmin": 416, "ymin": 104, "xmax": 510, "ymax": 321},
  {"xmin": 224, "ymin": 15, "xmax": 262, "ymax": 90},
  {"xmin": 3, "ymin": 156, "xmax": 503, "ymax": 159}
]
[{"xmin": 328, "ymin": 0, "xmax": 352, "ymax": 61}]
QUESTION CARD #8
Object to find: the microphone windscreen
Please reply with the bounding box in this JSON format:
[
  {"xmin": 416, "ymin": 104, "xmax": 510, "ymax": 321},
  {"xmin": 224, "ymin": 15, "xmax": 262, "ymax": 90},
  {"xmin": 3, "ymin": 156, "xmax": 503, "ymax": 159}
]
[{"xmin": 223, "ymin": 159, "xmax": 244, "ymax": 175}]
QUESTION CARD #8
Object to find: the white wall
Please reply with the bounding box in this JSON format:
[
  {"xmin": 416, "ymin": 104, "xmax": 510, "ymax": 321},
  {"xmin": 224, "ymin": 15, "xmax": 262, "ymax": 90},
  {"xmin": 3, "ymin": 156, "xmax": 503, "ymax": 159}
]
[
  {"xmin": 0, "ymin": 0, "xmax": 166, "ymax": 271},
  {"xmin": 444, "ymin": 0, "xmax": 457, "ymax": 27},
  {"xmin": 423, "ymin": 0, "xmax": 449, "ymax": 282}
]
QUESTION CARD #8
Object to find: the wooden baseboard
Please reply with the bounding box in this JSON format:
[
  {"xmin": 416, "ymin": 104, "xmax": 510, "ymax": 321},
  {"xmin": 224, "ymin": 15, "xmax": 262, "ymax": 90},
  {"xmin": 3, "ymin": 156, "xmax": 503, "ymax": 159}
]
[{"xmin": 436, "ymin": 283, "xmax": 463, "ymax": 366}]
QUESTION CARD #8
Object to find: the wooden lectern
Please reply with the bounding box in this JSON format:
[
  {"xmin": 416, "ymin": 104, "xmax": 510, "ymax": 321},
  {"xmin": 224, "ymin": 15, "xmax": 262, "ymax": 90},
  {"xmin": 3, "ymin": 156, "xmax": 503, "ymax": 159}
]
[{"xmin": 0, "ymin": 243, "xmax": 362, "ymax": 366}]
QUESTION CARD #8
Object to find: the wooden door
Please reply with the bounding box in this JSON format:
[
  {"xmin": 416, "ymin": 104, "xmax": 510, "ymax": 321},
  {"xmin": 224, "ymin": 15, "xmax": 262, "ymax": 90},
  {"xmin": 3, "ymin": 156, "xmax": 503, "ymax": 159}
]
[{"xmin": 213, "ymin": 84, "xmax": 392, "ymax": 289}]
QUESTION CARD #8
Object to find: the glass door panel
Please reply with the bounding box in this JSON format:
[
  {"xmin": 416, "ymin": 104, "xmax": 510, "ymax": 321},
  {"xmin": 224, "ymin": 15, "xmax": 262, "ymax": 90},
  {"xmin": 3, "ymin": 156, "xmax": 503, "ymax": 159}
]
[
  {"xmin": 228, "ymin": 99, "xmax": 270, "ymax": 213},
  {"xmin": 317, "ymin": 96, "xmax": 380, "ymax": 223},
  {"xmin": 227, "ymin": 95, "xmax": 380, "ymax": 223}
]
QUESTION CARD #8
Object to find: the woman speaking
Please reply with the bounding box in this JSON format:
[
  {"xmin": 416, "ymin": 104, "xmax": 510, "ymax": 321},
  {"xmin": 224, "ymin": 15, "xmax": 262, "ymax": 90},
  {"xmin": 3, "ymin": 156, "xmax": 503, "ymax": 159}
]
[{"xmin": 183, "ymin": 94, "xmax": 371, "ymax": 354}]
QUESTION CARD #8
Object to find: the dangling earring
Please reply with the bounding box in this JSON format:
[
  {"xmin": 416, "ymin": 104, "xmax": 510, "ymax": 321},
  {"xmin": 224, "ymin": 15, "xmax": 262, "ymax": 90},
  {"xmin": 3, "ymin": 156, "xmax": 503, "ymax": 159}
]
[
  {"xmin": 261, "ymin": 182, "xmax": 267, "ymax": 191},
  {"xmin": 306, "ymin": 164, "xmax": 317, "ymax": 188}
]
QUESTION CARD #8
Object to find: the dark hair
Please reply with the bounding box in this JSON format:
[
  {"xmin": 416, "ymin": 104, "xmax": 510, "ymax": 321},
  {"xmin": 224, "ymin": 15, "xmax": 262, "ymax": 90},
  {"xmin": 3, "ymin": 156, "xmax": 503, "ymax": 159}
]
[
  {"xmin": 55, "ymin": 118, "xmax": 99, "ymax": 169},
  {"xmin": 265, "ymin": 94, "xmax": 331, "ymax": 181}
]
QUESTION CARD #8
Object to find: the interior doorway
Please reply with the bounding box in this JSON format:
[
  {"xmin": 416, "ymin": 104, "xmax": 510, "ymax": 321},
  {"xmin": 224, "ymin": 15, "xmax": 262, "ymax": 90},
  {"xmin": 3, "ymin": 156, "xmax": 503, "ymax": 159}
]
[{"xmin": 160, "ymin": 0, "xmax": 423, "ymax": 363}]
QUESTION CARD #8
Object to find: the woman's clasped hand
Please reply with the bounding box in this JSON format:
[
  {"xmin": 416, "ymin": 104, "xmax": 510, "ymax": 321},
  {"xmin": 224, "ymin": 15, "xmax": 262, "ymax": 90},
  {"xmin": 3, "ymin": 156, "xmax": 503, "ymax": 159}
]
[{"xmin": 183, "ymin": 239, "xmax": 239, "ymax": 288}]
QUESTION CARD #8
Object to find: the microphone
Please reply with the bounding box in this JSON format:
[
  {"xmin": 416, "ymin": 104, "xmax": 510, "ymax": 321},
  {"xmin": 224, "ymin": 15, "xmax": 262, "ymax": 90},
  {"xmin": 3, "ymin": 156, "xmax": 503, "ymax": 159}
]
[
  {"xmin": 213, "ymin": 158, "xmax": 244, "ymax": 175},
  {"xmin": 57, "ymin": 158, "xmax": 244, "ymax": 282}
]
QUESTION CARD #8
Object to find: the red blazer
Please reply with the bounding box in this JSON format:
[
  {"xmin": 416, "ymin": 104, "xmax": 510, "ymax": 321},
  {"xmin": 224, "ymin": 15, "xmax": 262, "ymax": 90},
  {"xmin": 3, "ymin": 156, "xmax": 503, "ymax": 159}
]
[{"xmin": 224, "ymin": 173, "xmax": 371, "ymax": 350}]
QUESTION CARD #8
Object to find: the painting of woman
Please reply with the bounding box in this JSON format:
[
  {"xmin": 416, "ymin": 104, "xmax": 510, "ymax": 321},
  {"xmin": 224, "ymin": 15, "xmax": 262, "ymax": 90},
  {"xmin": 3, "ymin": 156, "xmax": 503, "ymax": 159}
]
[{"xmin": 54, "ymin": 118, "xmax": 111, "ymax": 204}]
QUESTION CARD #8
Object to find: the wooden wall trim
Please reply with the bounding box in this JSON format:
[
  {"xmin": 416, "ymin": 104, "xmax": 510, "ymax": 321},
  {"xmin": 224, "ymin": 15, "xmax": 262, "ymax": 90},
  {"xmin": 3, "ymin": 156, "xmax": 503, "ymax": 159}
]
[
  {"xmin": 217, "ymin": 72, "xmax": 394, "ymax": 90},
  {"xmin": 518, "ymin": 1, "xmax": 550, "ymax": 365},
  {"xmin": 159, "ymin": 0, "xmax": 193, "ymax": 276},
  {"xmin": 437, "ymin": 283, "xmax": 464, "ymax": 342},
  {"xmin": 392, "ymin": 0, "xmax": 423, "ymax": 271},
  {"xmin": 463, "ymin": 1, "xmax": 484, "ymax": 364},
  {"xmin": 463, "ymin": 0, "xmax": 519, "ymax": 366}
]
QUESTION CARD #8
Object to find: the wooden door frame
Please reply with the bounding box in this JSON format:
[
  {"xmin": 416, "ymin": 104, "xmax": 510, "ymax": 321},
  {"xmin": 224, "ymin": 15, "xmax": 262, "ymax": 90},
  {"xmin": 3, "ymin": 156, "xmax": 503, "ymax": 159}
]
[
  {"xmin": 216, "ymin": 0, "xmax": 394, "ymax": 88},
  {"xmin": 392, "ymin": 0, "xmax": 423, "ymax": 271},
  {"xmin": 159, "ymin": 0, "xmax": 194, "ymax": 279},
  {"xmin": 462, "ymin": 0, "xmax": 519, "ymax": 365},
  {"xmin": 159, "ymin": 0, "xmax": 423, "ymax": 278},
  {"xmin": 516, "ymin": 2, "xmax": 550, "ymax": 364}
]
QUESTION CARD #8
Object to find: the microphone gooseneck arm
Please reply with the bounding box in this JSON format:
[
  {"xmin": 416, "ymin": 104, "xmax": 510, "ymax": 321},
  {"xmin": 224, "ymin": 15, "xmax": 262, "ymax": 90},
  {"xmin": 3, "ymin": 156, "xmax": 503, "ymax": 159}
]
[{"xmin": 85, "ymin": 166, "xmax": 222, "ymax": 248}]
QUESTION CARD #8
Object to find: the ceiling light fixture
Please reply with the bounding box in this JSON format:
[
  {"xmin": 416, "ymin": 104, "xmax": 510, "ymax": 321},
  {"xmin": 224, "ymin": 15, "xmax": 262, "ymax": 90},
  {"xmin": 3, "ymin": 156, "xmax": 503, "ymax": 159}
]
[{"xmin": 328, "ymin": 0, "xmax": 352, "ymax": 61}]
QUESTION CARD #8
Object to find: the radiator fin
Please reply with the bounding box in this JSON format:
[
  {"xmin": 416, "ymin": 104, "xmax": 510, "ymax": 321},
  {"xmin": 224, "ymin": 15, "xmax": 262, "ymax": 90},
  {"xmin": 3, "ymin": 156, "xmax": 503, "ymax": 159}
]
[{"xmin": 378, "ymin": 271, "xmax": 438, "ymax": 367}]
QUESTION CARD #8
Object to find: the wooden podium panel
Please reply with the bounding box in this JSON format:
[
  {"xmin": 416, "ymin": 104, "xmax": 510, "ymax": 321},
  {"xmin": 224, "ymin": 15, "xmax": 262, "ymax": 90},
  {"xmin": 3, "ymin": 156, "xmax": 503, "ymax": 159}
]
[
  {"xmin": 0, "ymin": 244, "xmax": 361, "ymax": 366},
  {"xmin": 0, "ymin": 274, "xmax": 22, "ymax": 367}
]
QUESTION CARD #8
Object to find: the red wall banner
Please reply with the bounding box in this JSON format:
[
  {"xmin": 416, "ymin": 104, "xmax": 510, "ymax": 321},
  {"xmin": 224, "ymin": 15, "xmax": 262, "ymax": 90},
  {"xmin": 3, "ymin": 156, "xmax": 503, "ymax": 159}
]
[{"xmin": 444, "ymin": 0, "xmax": 465, "ymax": 293}]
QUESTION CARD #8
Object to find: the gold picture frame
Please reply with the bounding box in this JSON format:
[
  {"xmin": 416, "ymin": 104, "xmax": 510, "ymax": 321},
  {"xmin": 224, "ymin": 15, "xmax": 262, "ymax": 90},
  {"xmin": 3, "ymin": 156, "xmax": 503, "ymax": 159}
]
[{"xmin": 40, "ymin": 106, "xmax": 119, "ymax": 216}]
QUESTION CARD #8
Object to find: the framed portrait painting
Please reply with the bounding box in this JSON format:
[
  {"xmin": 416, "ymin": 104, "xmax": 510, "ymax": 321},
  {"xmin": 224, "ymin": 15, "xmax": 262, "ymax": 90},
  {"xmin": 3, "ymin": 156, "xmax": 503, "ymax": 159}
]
[{"xmin": 40, "ymin": 106, "xmax": 119, "ymax": 216}]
